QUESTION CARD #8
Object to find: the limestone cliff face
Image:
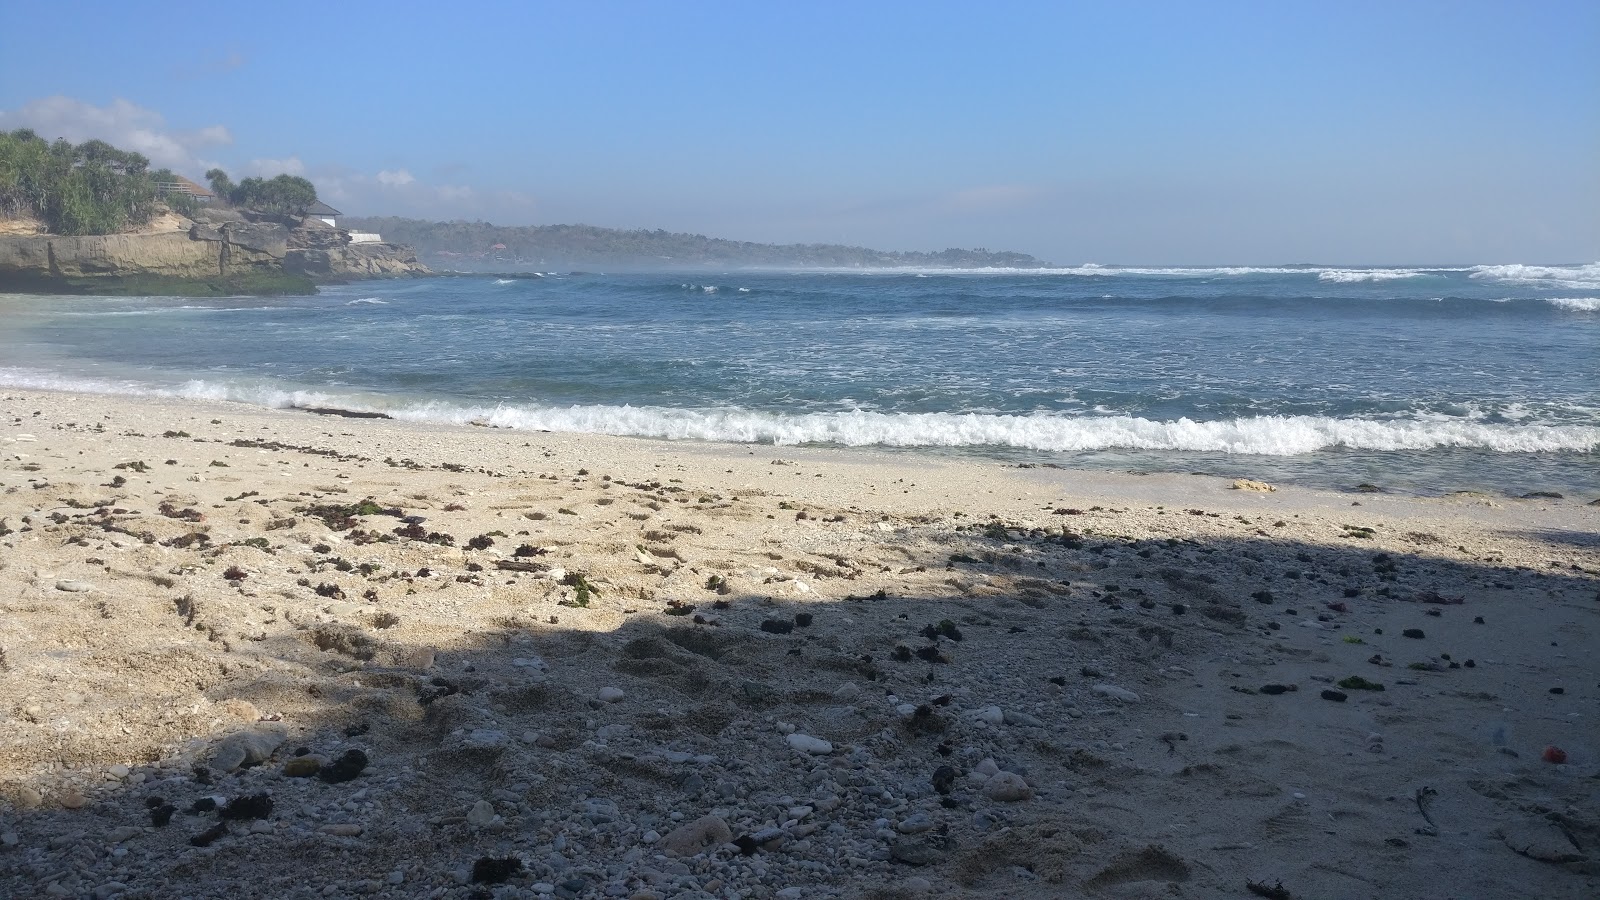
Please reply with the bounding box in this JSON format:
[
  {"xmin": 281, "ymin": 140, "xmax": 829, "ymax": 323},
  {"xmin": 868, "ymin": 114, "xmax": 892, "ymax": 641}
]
[
  {"xmin": 0, "ymin": 214, "xmax": 429, "ymax": 290},
  {"xmin": 284, "ymin": 242, "xmax": 429, "ymax": 279}
]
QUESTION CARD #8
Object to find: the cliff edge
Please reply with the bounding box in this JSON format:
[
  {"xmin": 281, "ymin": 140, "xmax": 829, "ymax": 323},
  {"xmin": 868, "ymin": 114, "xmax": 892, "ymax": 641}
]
[{"xmin": 0, "ymin": 209, "xmax": 430, "ymax": 295}]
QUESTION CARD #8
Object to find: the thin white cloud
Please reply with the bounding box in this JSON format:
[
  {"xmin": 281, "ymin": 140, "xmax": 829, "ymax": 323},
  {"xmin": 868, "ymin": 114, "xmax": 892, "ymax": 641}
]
[
  {"xmin": 0, "ymin": 95, "xmax": 233, "ymax": 174},
  {"xmin": 376, "ymin": 169, "xmax": 415, "ymax": 187},
  {"xmin": 244, "ymin": 156, "xmax": 307, "ymax": 177}
]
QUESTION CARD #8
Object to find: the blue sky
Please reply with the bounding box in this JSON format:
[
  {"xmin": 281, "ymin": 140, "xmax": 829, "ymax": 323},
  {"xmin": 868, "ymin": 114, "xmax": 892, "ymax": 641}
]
[{"xmin": 2, "ymin": 0, "xmax": 1595, "ymax": 264}]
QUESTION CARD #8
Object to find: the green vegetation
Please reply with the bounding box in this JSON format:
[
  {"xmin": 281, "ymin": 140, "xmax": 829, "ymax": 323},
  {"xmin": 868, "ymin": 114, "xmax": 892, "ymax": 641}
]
[
  {"xmin": 0, "ymin": 133, "xmax": 321, "ymax": 237},
  {"xmin": 342, "ymin": 216, "xmax": 1050, "ymax": 270},
  {"xmin": 205, "ymin": 168, "xmax": 317, "ymax": 215},
  {"xmin": 0, "ymin": 129, "xmax": 168, "ymax": 235}
]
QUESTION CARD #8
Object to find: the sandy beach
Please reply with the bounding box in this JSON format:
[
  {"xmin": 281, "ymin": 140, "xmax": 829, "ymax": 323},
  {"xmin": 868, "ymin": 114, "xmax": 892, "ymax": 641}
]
[{"xmin": 1, "ymin": 388, "xmax": 1595, "ymax": 899}]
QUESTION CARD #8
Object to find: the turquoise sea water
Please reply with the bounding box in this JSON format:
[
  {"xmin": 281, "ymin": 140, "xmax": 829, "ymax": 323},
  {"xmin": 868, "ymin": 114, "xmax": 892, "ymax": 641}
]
[{"xmin": 1, "ymin": 263, "xmax": 1597, "ymax": 496}]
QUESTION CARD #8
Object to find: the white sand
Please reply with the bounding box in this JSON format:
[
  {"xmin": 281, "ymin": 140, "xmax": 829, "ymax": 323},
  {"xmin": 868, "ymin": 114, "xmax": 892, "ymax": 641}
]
[{"xmin": 1, "ymin": 389, "xmax": 1596, "ymax": 898}]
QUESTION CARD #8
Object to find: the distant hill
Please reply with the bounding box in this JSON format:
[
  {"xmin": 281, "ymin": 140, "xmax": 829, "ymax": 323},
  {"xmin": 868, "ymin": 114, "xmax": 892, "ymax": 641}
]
[{"xmin": 340, "ymin": 216, "xmax": 1048, "ymax": 270}]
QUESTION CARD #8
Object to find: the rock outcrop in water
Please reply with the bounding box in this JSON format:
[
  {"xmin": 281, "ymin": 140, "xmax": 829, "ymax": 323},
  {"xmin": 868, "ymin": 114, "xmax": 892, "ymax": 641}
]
[{"xmin": 0, "ymin": 208, "xmax": 430, "ymax": 294}]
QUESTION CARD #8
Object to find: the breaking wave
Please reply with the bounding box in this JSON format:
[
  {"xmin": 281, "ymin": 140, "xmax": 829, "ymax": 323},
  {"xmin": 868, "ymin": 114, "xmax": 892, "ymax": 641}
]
[
  {"xmin": 1547, "ymin": 297, "xmax": 1600, "ymax": 312},
  {"xmin": 1470, "ymin": 263, "xmax": 1600, "ymax": 290}
]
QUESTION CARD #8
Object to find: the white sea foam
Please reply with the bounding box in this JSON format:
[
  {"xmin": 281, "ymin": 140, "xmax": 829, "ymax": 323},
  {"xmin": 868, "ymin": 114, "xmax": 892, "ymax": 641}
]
[
  {"xmin": 1470, "ymin": 263, "xmax": 1600, "ymax": 290},
  {"xmin": 493, "ymin": 278, "xmax": 516, "ymax": 284},
  {"xmin": 4, "ymin": 374, "xmax": 1595, "ymax": 456},
  {"xmin": 1547, "ymin": 297, "xmax": 1600, "ymax": 312},
  {"xmin": 378, "ymin": 405, "xmax": 1599, "ymax": 455},
  {"xmin": 1316, "ymin": 269, "xmax": 1428, "ymax": 283},
  {"xmin": 347, "ymin": 298, "xmax": 388, "ymax": 305}
]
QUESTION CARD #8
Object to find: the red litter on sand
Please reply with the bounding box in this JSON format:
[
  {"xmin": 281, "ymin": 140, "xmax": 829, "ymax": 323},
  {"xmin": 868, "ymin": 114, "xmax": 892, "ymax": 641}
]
[{"xmin": 1542, "ymin": 746, "xmax": 1568, "ymax": 764}]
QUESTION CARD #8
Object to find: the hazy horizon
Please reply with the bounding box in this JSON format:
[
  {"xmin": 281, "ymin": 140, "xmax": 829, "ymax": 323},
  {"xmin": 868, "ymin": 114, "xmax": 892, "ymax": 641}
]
[{"xmin": 1, "ymin": 0, "xmax": 1595, "ymax": 266}]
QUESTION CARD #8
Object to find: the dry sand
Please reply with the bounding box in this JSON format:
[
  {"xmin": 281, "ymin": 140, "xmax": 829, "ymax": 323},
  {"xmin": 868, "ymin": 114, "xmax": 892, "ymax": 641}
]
[{"xmin": 0, "ymin": 389, "xmax": 1595, "ymax": 899}]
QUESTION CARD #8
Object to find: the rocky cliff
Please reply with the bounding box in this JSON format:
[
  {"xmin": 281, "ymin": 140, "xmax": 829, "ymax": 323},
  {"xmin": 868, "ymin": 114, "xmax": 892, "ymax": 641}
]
[{"xmin": 0, "ymin": 210, "xmax": 430, "ymax": 294}]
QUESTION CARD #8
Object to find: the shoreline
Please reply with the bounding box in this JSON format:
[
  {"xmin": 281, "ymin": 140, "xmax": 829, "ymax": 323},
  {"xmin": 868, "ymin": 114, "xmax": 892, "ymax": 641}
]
[{"xmin": 1, "ymin": 388, "xmax": 1596, "ymax": 898}]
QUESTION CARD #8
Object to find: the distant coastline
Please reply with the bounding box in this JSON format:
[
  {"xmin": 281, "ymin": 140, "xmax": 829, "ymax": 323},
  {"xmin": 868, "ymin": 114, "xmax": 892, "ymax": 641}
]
[{"xmin": 342, "ymin": 216, "xmax": 1051, "ymax": 272}]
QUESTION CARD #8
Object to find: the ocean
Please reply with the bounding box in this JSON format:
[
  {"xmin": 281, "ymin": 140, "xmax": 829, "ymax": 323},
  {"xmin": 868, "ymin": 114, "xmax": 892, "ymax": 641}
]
[{"xmin": 2, "ymin": 263, "xmax": 1596, "ymax": 496}]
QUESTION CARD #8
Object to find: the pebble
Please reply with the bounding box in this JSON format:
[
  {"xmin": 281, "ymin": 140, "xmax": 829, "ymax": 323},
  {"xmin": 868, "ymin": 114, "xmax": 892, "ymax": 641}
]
[
  {"xmin": 107, "ymin": 764, "xmax": 129, "ymax": 779},
  {"xmin": 54, "ymin": 580, "xmax": 94, "ymax": 593},
  {"xmin": 832, "ymin": 682, "xmax": 861, "ymax": 701},
  {"xmin": 386, "ymin": 871, "xmax": 405, "ymax": 885},
  {"xmin": 59, "ymin": 792, "xmax": 86, "ymax": 809},
  {"xmin": 896, "ymin": 812, "xmax": 934, "ymax": 834},
  {"xmin": 0, "ymin": 831, "xmax": 18, "ymax": 847},
  {"xmin": 1092, "ymin": 683, "xmax": 1141, "ymax": 703},
  {"xmin": 16, "ymin": 786, "xmax": 42, "ymax": 809},
  {"xmin": 1002, "ymin": 709, "xmax": 1044, "ymax": 727},
  {"xmin": 466, "ymin": 800, "xmax": 497, "ymax": 827},
  {"xmin": 660, "ymin": 814, "xmax": 733, "ymax": 857},
  {"xmin": 982, "ymin": 772, "xmax": 1033, "ymax": 802},
  {"xmin": 93, "ymin": 882, "xmax": 129, "ymax": 899},
  {"xmin": 106, "ymin": 826, "xmax": 141, "ymax": 843},
  {"xmin": 598, "ymin": 686, "xmax": 626, "ymax": 703},
  {"xmin": 785, "ymin": 733, "xmax": 833, "ymax": 755},
  {"xmin": 976, "ymin": 705, "xmax": 1005, "ymax": 725},
  {"xmin": 319, "ymin": 823, "xmax": 363, "ymax": 836}
]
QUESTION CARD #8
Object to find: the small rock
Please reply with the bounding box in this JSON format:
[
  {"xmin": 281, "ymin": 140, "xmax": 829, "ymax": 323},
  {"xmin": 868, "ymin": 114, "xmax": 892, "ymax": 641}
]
[
  {"xmin": 16, "ymin": 786, "xmax": 42, "ymax": 809},
  {"xmin": 466, "ymin": 800, "xmax": 497, "ymax": 827},
  {"xmin": 1002, "ymin": 709, "xmax": 1044, "ymax": 727},
  {"xmin": 661, "ymin": 814, "xmax": 733, "ymax": 857},
  {"xmin": 319, "ymin": 823, "xmax": 363, "ymax": 836},
  {"xmin": 976, "ymin": 705, "xmax": 1004, "ymax": 725},
  {"xmin": 211, "ymin": 726, "xmax": 286, "ymax": 772},
  {"xmin": 107, "ymin": 764, "xmax": 129, "ymax": 779},
  {"xmin": 282, "ymin": 756, "xmax": 324, "ymax": 778},
  {"xmin": 55, "ymin": 580, "xmax": 94, "ymax": 593},
  {"xmin": 889, "ymin": 836, "xmax": 946, "ymax": 866},
  {"xmin": 896, "ymin": 812, "xmax": 935, "ymax": 834},
  {"xmin": 832, "ymin": 682, "xmax": 861, "ymax": 701},
  {"xmin": 1092, "ymin": 683, "xmax": 1140, "ymax": 703},
  {"xmin": 93, "ymin": 882, "xmax": 129, "ymax": 900},
  {"xmin": 60, "ymin": 792, "xmax": 86, "ymax": 809},
  {"xmin": 106, "ymin": 826, "xmax": 141, "ymax": 843},
  {"xmin": 785, "ymin": 733, "xmax": 833, "ymax": 755},
  {"xmin": 982, "ymin": 772, "xmax": 1032, "ymax": 802},
  {"xmin": 902, "ymin": 876, "xmax": 933, "ymax": 893},
  {"xmin": 1231, "ymin": 479, "xmax": 1275, "ymax": 492},
  {"xmin": 598, "ymin": 686, "xmax": 626, "ymax": 703},
  {"xmin": 386, "ymin": 871, "xmax": 405, "ymax": 885},
  {"xmin": 1320, "ymin": 689, "xmax": 1348, "ymax": 702}
]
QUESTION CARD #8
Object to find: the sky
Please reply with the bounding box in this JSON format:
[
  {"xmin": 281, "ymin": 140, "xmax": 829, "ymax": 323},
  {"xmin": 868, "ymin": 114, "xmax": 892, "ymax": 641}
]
[{"xmin": 1, "ymin": 0, "xmax": 1595, "ymax": 265}]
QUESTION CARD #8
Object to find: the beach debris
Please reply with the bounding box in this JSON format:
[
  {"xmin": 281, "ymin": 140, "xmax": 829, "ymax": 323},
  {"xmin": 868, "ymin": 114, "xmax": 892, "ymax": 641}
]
[
  {"xmin": 1402, "ymin": 628, "xmax": 1425, "ymax": 639},
  {"xmin": 470, "ymin": 857, "xmax": 524, "ymax": 884},
  {"xmin": 1231, "ymin": 479, "xmax": 1276, "ymax": 492},
  {"xmin": 1337, "ymin": 676, "xmax": 1385, "ymax": 692},
  {"xmin": 1320, "ymin": 689, "xmax": 1348, "ymax": 702},
  {"xmin": 219, "ymin": 793, "xmax": 273, "ymax": 820},
  {"xmin": 1247, "ymin": 881, "xmax": 1293, "ymax": 900},
  {"xmin": 1259, "ymin": 684, "xmax": 1296, "ymax": 695},
  {"xmin": 760, "ymin": 619, "xmax": 794, "ymax": 634},
  {"xmin": 1413, "ymin": 786, "xmax": 1438, "ymax": 830},
  {"xmin": 189, "ymin": 822, "xmax": 227, "ymax": 847},
  {"xmin": 1541, "ymin": 746, "xmax": 1567, "ymax": 764},
  {"xmin": 317, "ymin": 749, "xmax": 368, "ymax": 783}
]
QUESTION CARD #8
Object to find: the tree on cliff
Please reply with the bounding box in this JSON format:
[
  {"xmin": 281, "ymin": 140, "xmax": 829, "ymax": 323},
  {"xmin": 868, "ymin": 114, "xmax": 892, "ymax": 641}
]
[
  {"xmin": 203, "ymin": 170, "xmax": 319, "ymax": 216},
  {"xmin": 0, "ymin": 129, "xmax": 162, "ymax": 235},
  {"xmin": 205, "ymin": 168, "xmax": 236, "ymax": 200}
]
